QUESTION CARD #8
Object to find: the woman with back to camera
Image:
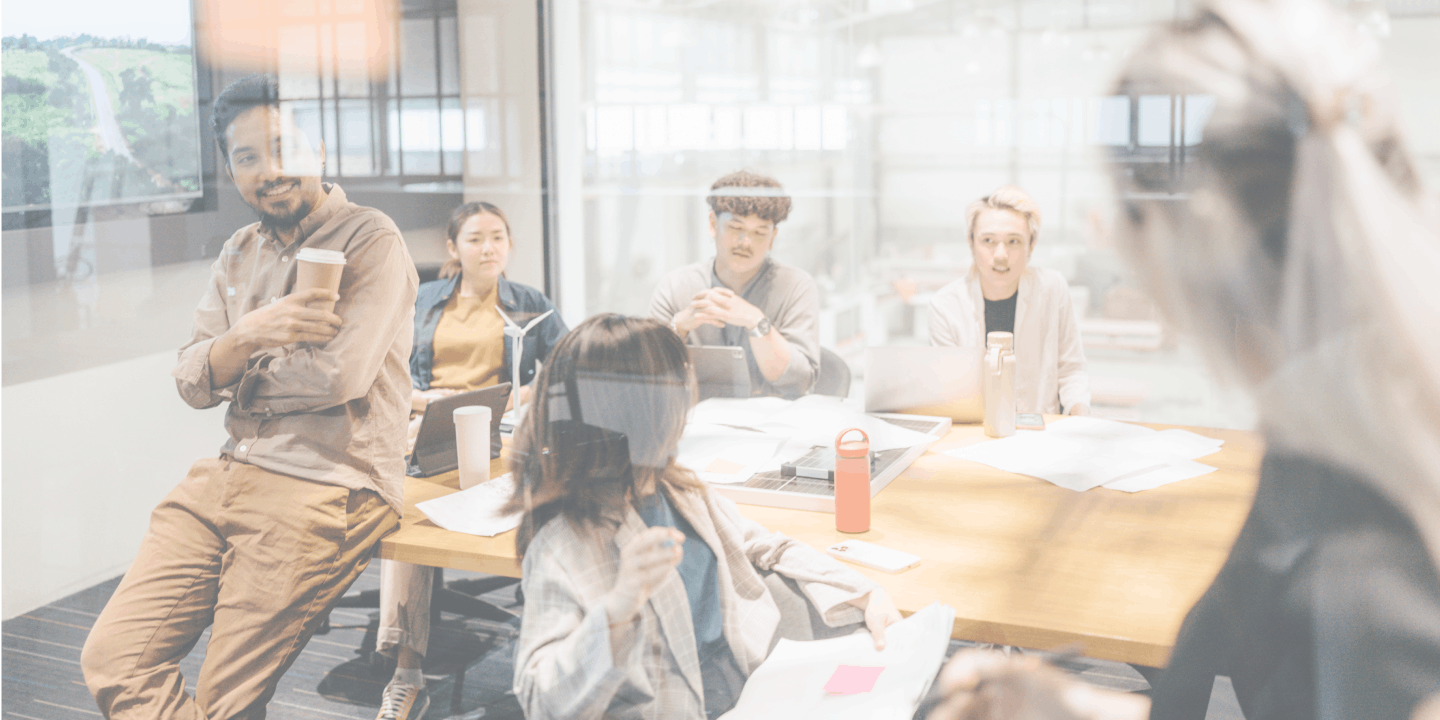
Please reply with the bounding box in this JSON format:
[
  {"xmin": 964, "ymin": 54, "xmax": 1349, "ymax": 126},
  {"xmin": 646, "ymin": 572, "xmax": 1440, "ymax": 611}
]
[
  {"xmin": 375, "ymin": 201, "xmax": 568, "ymax": 720},
  {"xmin": 505, "ymin": 314, "xmax": 902, "ymax": 720},
  {"xmin": 925, "ymin": 0, "xmax": 1440, "ymax": 718}
]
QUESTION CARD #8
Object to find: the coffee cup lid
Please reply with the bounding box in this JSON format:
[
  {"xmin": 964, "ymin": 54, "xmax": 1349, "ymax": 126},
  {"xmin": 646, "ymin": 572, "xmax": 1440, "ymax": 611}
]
[{"xmin": 296, "ymin": 248, "xmax": 346, "ymax": 264}]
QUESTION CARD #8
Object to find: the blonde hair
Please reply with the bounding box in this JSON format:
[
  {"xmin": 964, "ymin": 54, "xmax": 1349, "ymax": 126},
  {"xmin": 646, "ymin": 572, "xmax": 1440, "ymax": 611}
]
[
  {"xmin": 1111, "ymin": 0, "xmax": 1440, "ymax": 564},
  {"xmin": 967, "ymin": 185, "xmax": 1042, "ymax": 246}
]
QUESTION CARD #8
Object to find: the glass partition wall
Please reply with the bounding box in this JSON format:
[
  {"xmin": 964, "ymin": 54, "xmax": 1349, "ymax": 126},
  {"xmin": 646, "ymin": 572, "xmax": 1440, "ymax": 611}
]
[{"xmin": 554, "ymin": 0, "xmax": 1440, "ymax": 429}]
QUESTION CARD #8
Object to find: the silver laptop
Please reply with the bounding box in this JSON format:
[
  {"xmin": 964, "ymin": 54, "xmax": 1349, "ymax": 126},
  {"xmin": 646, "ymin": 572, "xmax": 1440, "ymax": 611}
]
[
  {"xmin": 864, "ymin": 346, "xmax": 986, "ymax": 422},
  {"xmin": 689, "ymin": 345, "xmax": 750, "ymax": 400}
]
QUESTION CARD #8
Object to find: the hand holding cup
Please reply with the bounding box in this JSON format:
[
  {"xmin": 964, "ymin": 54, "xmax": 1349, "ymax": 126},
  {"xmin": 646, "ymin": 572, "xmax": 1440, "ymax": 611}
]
[{"xmin": 295, "ymin": 248, "xmax": 346, "ymax": 312}]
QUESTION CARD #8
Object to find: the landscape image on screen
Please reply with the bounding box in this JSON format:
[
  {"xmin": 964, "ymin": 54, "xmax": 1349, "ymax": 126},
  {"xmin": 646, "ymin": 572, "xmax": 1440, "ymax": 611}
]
[{"xmin": 3, "ymin": 12, "xmax": 202, "ymax": 213}]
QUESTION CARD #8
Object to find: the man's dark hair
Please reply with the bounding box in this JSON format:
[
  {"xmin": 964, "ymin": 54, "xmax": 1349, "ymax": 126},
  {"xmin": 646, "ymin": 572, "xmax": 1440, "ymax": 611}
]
[
  {"xmin": 212, "ymin": 74, "xmax": 281, "ymax": 160},
  {"xmin": 706, "ymin": 170, "xmax": 792, "ymax": 224}
]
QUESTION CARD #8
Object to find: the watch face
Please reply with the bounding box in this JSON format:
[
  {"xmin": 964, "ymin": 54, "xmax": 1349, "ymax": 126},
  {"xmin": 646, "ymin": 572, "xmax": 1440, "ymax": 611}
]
[{"xmin": 753, "ymin": 317, "xmax": 772, "ymax": 337}]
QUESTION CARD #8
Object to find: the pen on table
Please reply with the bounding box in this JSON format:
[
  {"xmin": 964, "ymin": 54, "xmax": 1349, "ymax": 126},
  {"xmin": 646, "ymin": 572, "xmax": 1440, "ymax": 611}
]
[{"xmin": 912, "ymin": 643, "xmax": 1085, "ymax": 718}]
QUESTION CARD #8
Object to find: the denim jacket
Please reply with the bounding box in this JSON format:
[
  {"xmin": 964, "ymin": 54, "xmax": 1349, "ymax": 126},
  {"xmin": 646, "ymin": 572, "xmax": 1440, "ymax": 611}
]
[{"xmin": 410, "ymin": 274, "xmax": 568, "ymax": 391}]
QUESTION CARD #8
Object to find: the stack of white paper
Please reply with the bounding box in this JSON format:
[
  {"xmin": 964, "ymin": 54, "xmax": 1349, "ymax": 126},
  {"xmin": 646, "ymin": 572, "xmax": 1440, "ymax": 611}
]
[
  {"xmin": 720, "ymin": 602, "xmax": 957, "ymax": 720},
  {"xmin": 676, "ymin": 423, "xmax": 795, "ymax": 484},
  {"xmin": 941, "ymin": 416, "xmax": 1225, "ymax": 492},
  {"xmin": 689, "ymin": 395, "xmax": 937, "ymax": 453},
  {"xmin": 415, "ymin": 473, "xmax": 521, "ymax": 536}
]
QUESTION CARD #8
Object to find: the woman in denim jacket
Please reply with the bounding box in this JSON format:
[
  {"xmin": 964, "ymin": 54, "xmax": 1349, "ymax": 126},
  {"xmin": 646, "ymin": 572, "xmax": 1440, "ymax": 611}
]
[{"xmin": 378, "ymin": 201, "xmax": 568, "ymax": 720}]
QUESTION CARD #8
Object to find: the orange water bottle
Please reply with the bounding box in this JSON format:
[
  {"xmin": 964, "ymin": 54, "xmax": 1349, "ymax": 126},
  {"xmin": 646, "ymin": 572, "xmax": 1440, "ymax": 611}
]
[{"xmin": 835, "ymin": 428, "xmax": 871, "ymax": 533}]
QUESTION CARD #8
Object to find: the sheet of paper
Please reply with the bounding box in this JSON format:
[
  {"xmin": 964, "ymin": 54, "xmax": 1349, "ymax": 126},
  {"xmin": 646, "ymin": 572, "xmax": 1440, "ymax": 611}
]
[
  {"xmin": 415, "ymin": 473, "xmax": 521, "ymax": 537},
  {"xmin": 719, "ymin": 602, "xmax": 955, "ymax": 720},
  {"xmin": 824, "ymin": 666, "xmax": 885, "ymax": 695},
  {"xmin": 752, "ymin": 439, "xmax": 818, "ymax": 475},
  {"xmin": 757, "ymin": 395, "xmax": 938, "ymax": 453},
  {"xmin": 1103, "ymin": 460, "xmax": 1218, "ymax": 492},
  {"xmin": 941, "ymin": 417, "xmax": 1225, "ymax": 492},
  {"xmin": 944, "ymin": 431, "xmax": 1162, "ymax": 491},
  {"xmin": 677, "ymin": 423, "xmax": 790, "ymax": 484},
  {"xmin": 689, "ymin": 397, "xmax": 793, "ymax": 429},
  {"xmin": 1118, "ymin": 429, "xmax": 1224, "ymax": 461}
]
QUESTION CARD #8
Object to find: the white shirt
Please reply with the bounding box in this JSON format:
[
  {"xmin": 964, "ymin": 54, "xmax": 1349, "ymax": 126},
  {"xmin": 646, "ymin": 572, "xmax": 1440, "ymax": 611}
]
[{"xmin": 927, "ymin": 266, "xmax": 1090, "ymax": 415}]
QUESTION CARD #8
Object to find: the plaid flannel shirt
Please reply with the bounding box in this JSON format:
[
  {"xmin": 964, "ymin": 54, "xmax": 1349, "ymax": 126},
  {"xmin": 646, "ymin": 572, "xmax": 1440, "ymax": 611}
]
[{"xmin": 513, "ymin": 486, "xmax": 879, "ymax": 720}]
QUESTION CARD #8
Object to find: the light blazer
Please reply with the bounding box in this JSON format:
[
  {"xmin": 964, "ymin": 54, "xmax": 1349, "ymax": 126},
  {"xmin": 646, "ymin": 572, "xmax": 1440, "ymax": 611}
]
[
  {"xmin": 927, "ymin": 266, "xmax": 1091, "ymax": 415},
  {"xmin": 512, "ymin": 486, "xmax": 879, "ymax": 720}
]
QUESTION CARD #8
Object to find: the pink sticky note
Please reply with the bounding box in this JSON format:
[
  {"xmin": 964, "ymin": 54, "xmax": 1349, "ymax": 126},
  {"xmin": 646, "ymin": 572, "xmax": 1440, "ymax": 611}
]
[
  {"xmin": 823, "ymin": 665, "xmax": 884, "ymax": 695},
  {"xmin": 705, "ymin": 458, "xmax": 746, "ymax": 474}
]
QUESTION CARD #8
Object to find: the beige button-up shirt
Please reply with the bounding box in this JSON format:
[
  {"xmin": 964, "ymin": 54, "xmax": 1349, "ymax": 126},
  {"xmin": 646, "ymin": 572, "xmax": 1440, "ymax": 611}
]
[
  {"xmin": 172, "ymin": 184, "xmax": 418, "ymax": 513},
  {"xmin": 927, "ymin": 266, "xmax": 1090, "ymax": 415}
]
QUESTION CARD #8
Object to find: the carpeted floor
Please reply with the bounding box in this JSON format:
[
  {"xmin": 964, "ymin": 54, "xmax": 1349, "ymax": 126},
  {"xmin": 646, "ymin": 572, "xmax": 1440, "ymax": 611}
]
[{"xmin": 2, "ymin": 562, "xmax": 1243, "ymax": 719}]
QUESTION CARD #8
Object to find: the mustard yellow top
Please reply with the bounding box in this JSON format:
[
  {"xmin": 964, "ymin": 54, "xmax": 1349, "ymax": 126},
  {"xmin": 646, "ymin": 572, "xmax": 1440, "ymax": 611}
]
[{"xmin": 428, "ymin": 284, "xmax": 506, "ymax": 391}]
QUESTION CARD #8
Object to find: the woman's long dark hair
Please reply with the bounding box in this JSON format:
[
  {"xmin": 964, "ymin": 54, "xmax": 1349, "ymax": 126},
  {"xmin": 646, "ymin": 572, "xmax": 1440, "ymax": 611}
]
[
  {"xmin": 505, "ymin": 314, "xmax": 705, "ymax": 557},
  {"xmin": 440, "ymin": 201, "xmax": 511, "ymax": 280}
]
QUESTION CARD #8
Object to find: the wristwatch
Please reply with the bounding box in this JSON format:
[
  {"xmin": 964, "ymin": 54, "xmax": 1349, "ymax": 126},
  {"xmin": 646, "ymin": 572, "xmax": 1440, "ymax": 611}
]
[{"xmin": 749, "ymin": 316, "xmax": 773, "ymax": 338}]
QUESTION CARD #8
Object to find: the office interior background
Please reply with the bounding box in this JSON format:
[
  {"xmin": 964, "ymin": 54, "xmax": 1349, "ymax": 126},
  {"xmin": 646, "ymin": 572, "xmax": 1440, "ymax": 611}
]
[{"xmin": 3, "ymin": 0, "xmax": 1438, "ymax": 623}]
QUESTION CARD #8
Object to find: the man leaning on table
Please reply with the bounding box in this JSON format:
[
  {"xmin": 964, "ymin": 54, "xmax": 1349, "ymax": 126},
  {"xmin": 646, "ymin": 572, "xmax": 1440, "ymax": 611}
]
[
  {"xmin": 80, "ymin": 74, "xmax": 418, "ymax": 720},
  {"xmin": 928, "ymin": 185, "xmax": 1091, "ymax": 416},
  {"xmin": 650, "ymin": 170, "xmax": 821, "ymax": 399}
]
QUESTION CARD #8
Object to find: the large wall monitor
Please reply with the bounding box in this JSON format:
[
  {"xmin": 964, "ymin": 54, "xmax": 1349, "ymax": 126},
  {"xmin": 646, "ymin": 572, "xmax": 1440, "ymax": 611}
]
[{"xmin": 2, "ymin": 0, "xmax": 203, "ymax": 214}]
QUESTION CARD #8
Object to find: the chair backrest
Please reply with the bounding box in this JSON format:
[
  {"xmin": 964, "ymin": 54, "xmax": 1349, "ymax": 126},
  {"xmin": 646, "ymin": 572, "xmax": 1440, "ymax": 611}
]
[
  {"xmin": 814, "ymin": 347, "xmax": 852, "ymax": 398},
  {"xmin": 416, "ymin": 263, "xmax": 444, "ymax": 285}
]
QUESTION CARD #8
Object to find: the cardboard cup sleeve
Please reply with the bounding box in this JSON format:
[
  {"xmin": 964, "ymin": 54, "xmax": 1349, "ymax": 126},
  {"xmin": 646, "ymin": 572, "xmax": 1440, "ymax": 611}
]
[{"xmin": 295, "ymin": 248, "xmax": 346, "ymax": 312}]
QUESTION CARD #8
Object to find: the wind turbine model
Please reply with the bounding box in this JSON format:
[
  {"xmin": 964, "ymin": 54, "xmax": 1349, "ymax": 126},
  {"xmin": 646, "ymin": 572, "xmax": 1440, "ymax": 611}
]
[{"xmin": 496, "ymin": 306, "xmax": 555, "ymax": 398}]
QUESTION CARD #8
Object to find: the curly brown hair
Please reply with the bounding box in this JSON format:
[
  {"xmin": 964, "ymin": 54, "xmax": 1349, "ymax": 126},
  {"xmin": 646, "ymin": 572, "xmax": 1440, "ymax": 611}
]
[
  {"xmin": 504, "ymin": 314, "xmax": 705, "ymax": 557},
  {"xmin": 706, "ymin": 170, "xmax": 792, "ymax": 224}
]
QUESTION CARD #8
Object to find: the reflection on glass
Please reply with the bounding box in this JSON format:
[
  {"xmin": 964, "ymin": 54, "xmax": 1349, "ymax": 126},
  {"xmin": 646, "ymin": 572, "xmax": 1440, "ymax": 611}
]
[
  {"xmin": 397, "ymin": 97, "xmax": 441, "ymax": 175},
  {"xmin": 565, "ymin": 0, "xmax": 1273, "ymax": 428},
  {"xmin": 338, "ymin": 98, "xmax": 375, "ymax": 175}
]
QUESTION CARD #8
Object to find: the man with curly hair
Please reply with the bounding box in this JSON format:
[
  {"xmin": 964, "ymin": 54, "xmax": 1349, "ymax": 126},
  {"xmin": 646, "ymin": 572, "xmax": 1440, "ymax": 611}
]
[{"xmin": 650, "ymin": 170, "xmax": 820, "ymax": 398}]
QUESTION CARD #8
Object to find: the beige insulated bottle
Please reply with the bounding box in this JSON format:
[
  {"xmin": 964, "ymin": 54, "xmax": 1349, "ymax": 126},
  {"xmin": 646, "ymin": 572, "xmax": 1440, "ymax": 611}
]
[{"xmin": 983, "ymin": 331, "xmax": 1016, "ymax": 438}]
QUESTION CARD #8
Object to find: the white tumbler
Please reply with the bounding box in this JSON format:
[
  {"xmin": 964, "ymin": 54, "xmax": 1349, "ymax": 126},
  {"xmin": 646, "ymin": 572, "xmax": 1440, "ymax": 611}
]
[{"xmin": 454, "ymin": 405, "xmax": 492, "ymax": 490}]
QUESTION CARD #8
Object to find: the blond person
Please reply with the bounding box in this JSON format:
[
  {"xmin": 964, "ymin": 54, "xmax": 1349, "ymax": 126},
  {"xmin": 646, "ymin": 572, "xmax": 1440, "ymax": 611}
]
[
  {"xmin": 81, "ymin": 74, "xmax": 415, "ymax": 719},
  {"xmin": 650, "ymin": 171, "xmax": 820, "ymax": 398},
  {"xmin": 377, "ymin": 201, "xmax": 567, "ymax": 720},
  {"xmin": 927, "ymin": 186, "xmax": 1090, "ymax": 416},
  {"xmin": 507, "ymin": 315, "xmax": 901, "ymax": 720},
  {"xmin": 928, "ymin": 1, "xmax": 1440, "ymax": 718}
]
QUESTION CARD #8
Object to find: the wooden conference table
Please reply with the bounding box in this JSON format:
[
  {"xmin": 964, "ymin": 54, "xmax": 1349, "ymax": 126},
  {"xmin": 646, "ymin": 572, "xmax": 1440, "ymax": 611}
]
[{"xmin": 378, "ymin": 419, "xmax": 1262, "ymax": 668}]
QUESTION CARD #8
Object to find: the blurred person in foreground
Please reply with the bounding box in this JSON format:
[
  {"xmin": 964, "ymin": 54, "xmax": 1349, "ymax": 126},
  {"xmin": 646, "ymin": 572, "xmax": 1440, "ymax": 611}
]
[
  {"xmin": 926, "ymin": 0, "xmax": 1440, "ymax": 718},
  {"xmin": 928, "ymin": 185, "xmax": 1091, "ymax": 416},
  {"xmin": 81, "ymin": 74, "xmax": 417, "ymax": 719},
  {"xmin": 505, "ymin": 314, "xmax": 900, "ymax": 720},
  {"xmin": 650, "ymin": 171, "xmax": 821, "ymax": 398}
]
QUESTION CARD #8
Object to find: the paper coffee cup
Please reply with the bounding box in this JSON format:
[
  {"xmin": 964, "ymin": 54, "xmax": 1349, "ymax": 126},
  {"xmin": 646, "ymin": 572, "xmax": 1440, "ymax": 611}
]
[
  {"xmin": 295, "ymin": 248, "xmax": 346, "ymax": 312},
  {"xmin": 454, "ymin": 405, "xmax": 492, "ymax": 490}
]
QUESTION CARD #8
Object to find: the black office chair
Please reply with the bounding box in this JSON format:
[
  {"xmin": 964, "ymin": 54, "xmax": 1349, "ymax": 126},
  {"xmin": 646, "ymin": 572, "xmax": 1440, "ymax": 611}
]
[{"xmin": 814, "ymin": 347, "xmax": 852, "ymax": 398}]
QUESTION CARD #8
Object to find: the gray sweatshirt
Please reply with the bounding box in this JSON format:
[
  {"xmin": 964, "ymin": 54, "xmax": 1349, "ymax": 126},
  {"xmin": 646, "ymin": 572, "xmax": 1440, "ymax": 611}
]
[{"xmin": 649, "ymin": 257, "xmax": 820, "ymax": 398}]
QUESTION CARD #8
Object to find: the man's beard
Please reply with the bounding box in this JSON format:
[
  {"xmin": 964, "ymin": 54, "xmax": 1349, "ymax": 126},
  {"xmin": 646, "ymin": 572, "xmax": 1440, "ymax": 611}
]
[{"xmin": 252, "ymin": 179, "xmax": 318, "ymax": 231}]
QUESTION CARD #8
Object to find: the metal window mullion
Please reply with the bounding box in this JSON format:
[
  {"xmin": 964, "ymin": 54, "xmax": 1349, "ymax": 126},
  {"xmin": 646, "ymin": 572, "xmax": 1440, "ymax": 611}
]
[
  {"xmin": 395, "ymin": 10, "xmax": 405, "ymax": 177},
  {"xmin": 432, "ymin": 11, "xmax": 445, "ymax": 175}
]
